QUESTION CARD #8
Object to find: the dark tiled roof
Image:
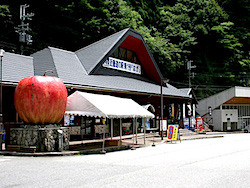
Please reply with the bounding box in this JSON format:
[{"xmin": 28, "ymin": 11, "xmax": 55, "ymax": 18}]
[
  {"xmin": 4, "ymin": 49, "xmax": 189, "ymax": 98},
  {"xmin": 75, "ymin": 28, "xmax": 129, "ymax": 74},
  {"xmin": 31, "ymin": 48, "xmax": 58, "ymax": 77},
  {"xmin": 2, "ymin": 52, "xmax": 34, "ymax": 83},
  {"xmin": 49, "ymin": 47, "xmax": 88, "ymax": 83},
  {"xmin": 62, "ymin": 73, "xmax": 188, "ymax": 98},
  {"xmin": 4, "ymin": 28, "xmax": 190, "ymax": 99}
]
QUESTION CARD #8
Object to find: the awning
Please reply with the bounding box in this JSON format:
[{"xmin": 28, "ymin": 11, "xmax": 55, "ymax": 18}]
[{"xmin": 65, "ymin": 91, "xmax": 155, "ymax": 119}]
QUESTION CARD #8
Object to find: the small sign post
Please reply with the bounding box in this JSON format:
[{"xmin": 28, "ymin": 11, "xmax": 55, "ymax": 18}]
[{"xmin": 167, "ymin": 124, "xmax": 181, "ymax": 143}]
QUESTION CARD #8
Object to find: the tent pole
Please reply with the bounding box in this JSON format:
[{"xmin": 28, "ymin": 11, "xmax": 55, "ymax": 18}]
[
  {"xmin": 80, "ymin": 116, "xmax": 83, "ymax": 140},
  {"xmin": 100, "ymin": 118, "xmax": 106, "ymax": 154},
  {"xmin": 144, "ymin": 118, "xmax": 146, "ymax": 145},
  {"xmin": 135, "ymin": 117, "xmax": 138, "ymax": 144},
  {"xmin": 131, "ymin": 118, "xmax": 135, "ymax": 150},
  {"xmin": 111, "ymin": 118, "xmax": 113, "ymax": 140},
  {"xmin": 120, "ymin": 118, "xmax": 122, "ymax": 145}
]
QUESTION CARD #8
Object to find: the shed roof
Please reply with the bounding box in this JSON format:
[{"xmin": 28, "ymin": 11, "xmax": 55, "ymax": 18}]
[{"xmin": 65, "ymin": 91, "xmax": 155, "ymax": 118}]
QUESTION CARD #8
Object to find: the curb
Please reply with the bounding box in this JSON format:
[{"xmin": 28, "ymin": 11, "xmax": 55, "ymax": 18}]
[
  {"xmin": 79, "ymin": 145, "xmax": 131, "ymax": 155},
  {"xmin": 0, "ymin": 145, "xmax": 132, "ymax": 157},
  {"xmin": 180, "ymin": 135, "xmax": 224, "ymax": 141},
  {"xmin": 0, "ymin": 134, "xmax": 225, "ymax": 157},
  {"xmin": 0, "ymin": 150, "xmax": 80, "ymax": 157}
]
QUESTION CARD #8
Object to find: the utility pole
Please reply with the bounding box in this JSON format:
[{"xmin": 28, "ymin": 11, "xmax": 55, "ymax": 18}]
[
  {"xmin": 0, "ymin": 49, "xmax": 5, "ymax": 151},
  {"xmin": 15, "ymin": 4, "xmax": 34, "ymax": 55},
  {"xmin": 186, "ymin": 60, "xmax": 196, "ymax": 130},
  {"xmin": 187, "ymin": 60, "xmax": 196, "ymax": 88},
  {"xmin": 160, "ymin": 78, "xmax": 169, "ymax": 140}
]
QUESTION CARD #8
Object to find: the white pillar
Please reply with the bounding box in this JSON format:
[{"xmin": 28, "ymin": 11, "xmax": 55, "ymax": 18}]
[
  {"xmin": 193, "ymin": 104, "xmax": 196, "ymax": 117},
  {"xmin": 183, "ymin": 103, "xmax": 186, "ymax": 119}
]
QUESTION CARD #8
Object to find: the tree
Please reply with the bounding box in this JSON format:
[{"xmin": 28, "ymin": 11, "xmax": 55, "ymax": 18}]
[
  {"xmin": 155, "ymin": 0, "xmax": 240, "ymax": 98},
  {"xmin": 111, "ymin": 0, "xmax": 185, "ymax": 76},
  {"xmin": 0, "ymin": 4, "xmax": 17, "ymax": 51},
  {"xmin": 127, "ymin": 0, "xmax": 163, "ymax": 26},
  {"xmin": 0, "ymin": 0, "xmax": 249, "ymax": 99}
]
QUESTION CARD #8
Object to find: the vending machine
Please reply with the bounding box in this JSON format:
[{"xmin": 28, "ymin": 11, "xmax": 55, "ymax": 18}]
[
  {"xmin": 196, "ymin": 117, "xmax": 203, "ymax": 132},
  {"xmin": 183, "ymin": 118, "xmax": 189, "ymax": 129}
]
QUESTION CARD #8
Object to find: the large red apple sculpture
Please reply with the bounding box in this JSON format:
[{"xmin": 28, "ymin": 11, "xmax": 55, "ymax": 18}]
[{"xmin": 14, "ymin": 73, "xmax": 68, "ymax": 124}]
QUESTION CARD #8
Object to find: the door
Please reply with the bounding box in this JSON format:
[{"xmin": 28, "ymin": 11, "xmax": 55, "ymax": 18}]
[{"xmin": 80, "ymin": 117, "xmax": 94, "ymax": 139}]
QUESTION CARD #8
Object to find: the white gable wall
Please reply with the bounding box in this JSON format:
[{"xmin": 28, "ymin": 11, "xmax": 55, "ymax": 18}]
[
  {"xmin": 235, "ymin": 87, "xmax": 250, "ymax": 97},
  {"xmin": 197, "ymin": 87, "xmax": 235, "ymax": 116},
  {"xmin": 212, "ymin": 109, "xmax": 238, "ymax": 131}
]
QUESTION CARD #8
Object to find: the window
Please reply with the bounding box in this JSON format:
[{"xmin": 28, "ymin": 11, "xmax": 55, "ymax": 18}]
[{"xmin": 112, "ymin": 47, "xmax": 141, "ymax": 65}]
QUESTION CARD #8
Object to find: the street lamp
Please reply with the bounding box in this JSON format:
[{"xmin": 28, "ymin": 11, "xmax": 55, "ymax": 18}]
[
  {"xmin": 0, "ymin": 49, "xmax": 5, "ymax": 151},
  {"xmin": 160, "ymin": 78, "xmax": 169, "ymax": 140}
]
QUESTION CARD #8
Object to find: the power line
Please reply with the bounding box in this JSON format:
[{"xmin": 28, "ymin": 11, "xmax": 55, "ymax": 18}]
[
  {"xmin": 169, "ymin": 80, "xmax": 233, "ymax": 89},
  {"xmin": 14, "ymin": 4, "xmax": 34, "ymax": 54}
]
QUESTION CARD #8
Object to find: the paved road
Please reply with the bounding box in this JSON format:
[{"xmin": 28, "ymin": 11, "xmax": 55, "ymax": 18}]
[{"xmin": 0, "ymin": 133, "xmax": 250, "ymax": 188}]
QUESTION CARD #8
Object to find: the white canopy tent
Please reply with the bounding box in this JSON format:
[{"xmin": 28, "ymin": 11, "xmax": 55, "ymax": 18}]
[
  {"xmin": 65, "ymin": 91, "xmax": 155, "ymax": 119},
  {"xmin": 65, "ymin": 91, "xmax": 155, "ymax": 146}
]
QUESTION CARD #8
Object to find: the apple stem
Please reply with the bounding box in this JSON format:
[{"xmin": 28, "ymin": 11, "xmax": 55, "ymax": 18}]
[{"xmin": 43, "ymin": 70, "xmax": 54, "ymax": 76}]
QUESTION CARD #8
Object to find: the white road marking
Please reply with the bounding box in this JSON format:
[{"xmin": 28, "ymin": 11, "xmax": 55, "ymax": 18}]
[{"xmin": 0, "ymin": 158, "xmax": 11, "ymax": 162}]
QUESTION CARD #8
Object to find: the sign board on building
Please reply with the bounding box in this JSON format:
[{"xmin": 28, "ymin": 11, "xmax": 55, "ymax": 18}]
[
  {"xmin": 95, "ymin": 125, "xmax": 108, "ymax": 134},
  {"xmin": 70, "ymin": 115, "xmax": 75, "ymax": 125},
  {"xmin": 170, "ymin": 103, "xmax": 174, "ymax": 118},
  {"xmin": 193, "ymin": 104, "xmax": 196, "ymax": 117},
  {"xmin": 188, "ymin": 104, "xmax": 192, "ymax": 116},
  {"xmin": 160, "ymin": 120, "xmax": 167, "ymax": 131},
  {"xmin": 103, "ymin": 57, "xmax": 141, "ymax": 75},
  {"xmin": 183, "ymin": 103, "xmax": 186, "ymax": 119},
  {"xmin": 146, "ymin": 118, "xmax": 150, "ymax": 129},
  {"xmin": 64, "ymin": 114, "xmax": 70, "ymax": 126}
]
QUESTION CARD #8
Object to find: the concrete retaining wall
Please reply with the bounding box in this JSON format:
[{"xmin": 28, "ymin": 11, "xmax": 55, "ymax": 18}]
[{"xmin": 9, "ymin": 125, "xmax": 69, "ymax": 152}]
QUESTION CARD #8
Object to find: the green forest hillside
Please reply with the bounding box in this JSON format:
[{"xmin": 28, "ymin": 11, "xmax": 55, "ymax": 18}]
[{"xmin": 0, "ymin": 0, "xmax": 249, "ymax": 100}]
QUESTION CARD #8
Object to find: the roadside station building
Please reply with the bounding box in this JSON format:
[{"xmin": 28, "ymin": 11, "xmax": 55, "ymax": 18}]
[
  {"xmin": 1, "ymin": 28, "xmax": 192, "ymax": 142},
  {"xmin": 197, "ymin": 86, "xmax": 250, "ymax": 131}
]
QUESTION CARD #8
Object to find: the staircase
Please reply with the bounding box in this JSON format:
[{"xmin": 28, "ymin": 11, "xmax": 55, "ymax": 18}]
[
  {"xmin": 203, "ymin": 122, "xmax": 213, "ymax": 132},
  {"xmin": 179, "ymin": 128, "xmax": 198, "ymax": 136}
]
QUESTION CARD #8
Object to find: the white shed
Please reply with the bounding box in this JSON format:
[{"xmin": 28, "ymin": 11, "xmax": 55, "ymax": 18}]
[
  {"xmin": 196, "ymin": 86, "xmax": 250, "ymax": 131},
  {"xmin": 65, "ymin": 91, "xmax": 155, "ymax": 119}
]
